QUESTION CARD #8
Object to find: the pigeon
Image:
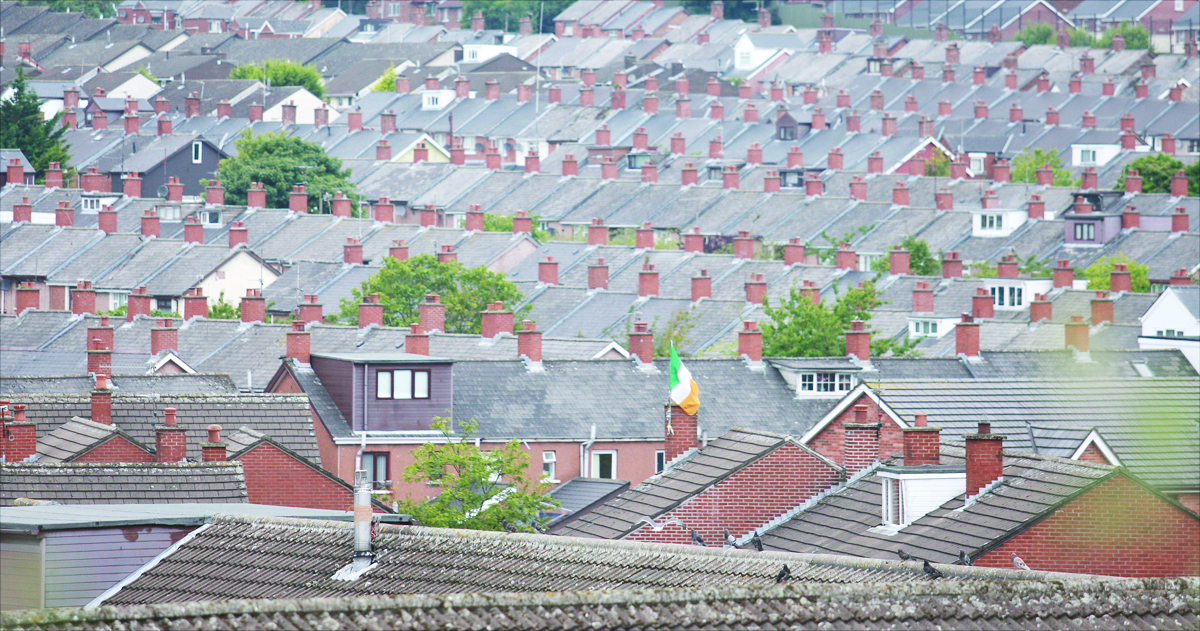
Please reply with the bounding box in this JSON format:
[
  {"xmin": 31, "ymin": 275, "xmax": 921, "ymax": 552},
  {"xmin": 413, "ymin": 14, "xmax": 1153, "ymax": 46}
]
[
  {"xmin": 1011, "ymin": 552, "xmax": 1030, "ymax": 571},
  {"xmin": 923, "ymin": 559, "xmax": 944, "ymax": 579},
  {"xmin": 775, "ymin": 564, "xmax": 791, "ymax": 584},
  {"xmin": 957, "ymin": 550, "xmax": 972, "ymax": 566},
  {"xmin": 500, "ymin": 518, "xmax": 519, "ymax": 533},
  {"xmin": 723, "ymin": 528, "xmax": 736, "ymax": 548},
  {"xmin": 530, "ymin": 520, "xmax": 547, "ymax": 534},
  {"xmin": 690, "ymin": 528, "xmax": 706, "ymax": 546},
  {"xmin": 896, "ymin": 549, "xmax": 911, "ymax": 561},
  {"xmin": 751, "ymin": 531, "xmax": 764, "ymax": 552}
]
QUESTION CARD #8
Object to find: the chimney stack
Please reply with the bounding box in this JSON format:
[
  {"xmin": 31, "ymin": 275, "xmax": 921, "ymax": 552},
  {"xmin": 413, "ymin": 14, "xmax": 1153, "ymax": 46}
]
[
  {"xmin": 202, "ymin": 425, "xmax": 227, "ymax": 462},
  {"xmin": 587, "ymin": 218, "xmax": 608, "ymax": 245},
  {"xmin": 902, "ymin": 415, "xmax": 940, "ymax": 466},
  {"xmin": 1091, "ymin": 290, "xmax": 1113, "ymax": 324},
  {"xmin": 481, "ymin": 302, "xmax": 515, "ymax": 339},
  {"xmin": 835, "ymin": 243, "xmax": 856, "ymax": 270},
  {"xmin": 344, "ymin": 237, "xmax": 364, "ymax": 264},
  {"xmin": 374, "ymin": 197, "xmax": 394, "ymax": 223},
  {"xmin": 956, "ymin": 313, "xmax": 980, "ymax": 357},
  {"xmin": 1029, "ymin": 293, "xmax": 1052, "ymax": 323},
  {"xmin": 517, "ymin": 320, "xmax": 542, "ymax": 362},
  {"xmin": 677, "ymin": 94, "xmax": 694, "ymax": 118},
  {"xmin": 183, "ymin": 288, "xmax": 207, "ymax": 321},
  {"xmin": 745, "ymin": 273, "xmax": 767, "ymax": 304},
  {"xmin": 91, "ymin": 374, "xmax": 113, "ymax": 425},
  {"xmin": 843, "ymin": 405, "xmax": 881, "ymax": 474},
  {"xmin": 783, "ymin": 238, "xmax": 804, "ymax": 266},
  {"xmin": 388, "ymin": 239, "xmax": 409, "ymax": 261},
  {"xmin": 86, "ymin": 317, "xmax": 114, "ymax": 376},
  {"xmin": 358, "ymin": 293, "xmax": 384, "ymax": 329},
  {"xmin": 207, "ymin": 180, "xmax": 225, "ymax": 206},
  {"xmin": 71, "ymin": 281, "xmax": 97, "ymax": 315},
  {"xmin": 240, "ymin": 288, "xmax": 265, "ymax": 323},
  {"xmin": 588, "ymin": 257, "xmax": 609, "ymax": 290},
  {"xmin": 1110, "ymin": 264, "xmax": 1132, "ymax": 293},
  {"xmin": 1053, "ymin": 259, "xmax": 1074, "ymax": 288},
  {"xmin": 799, "ymin": 280, "xmax": 821, "ymax": 305},
  {"xmin": 127, "ymin": 287, "xmax": 151, "ymax": 322},
  {"xmin": 738, "ymin": 321, "xmax": 762, "ymax": 362},
  {"xmin": 141, "ymin": 209, "xmax": 160, "ymax": 238},
  {"xmin": 420, "ymin": 294, "xmax": 445, "ymax": 333},
  {"xmin": 351, "ymin": 470, "xmax": 374, "ymax": 572},
  {"xmin": 1173, "ymin": 207, "xmax": 1189, "ymax": 233},
  {"xmin": 845, "ymin": 320, "xmax": 870, "ymax": 361},
  {"xmin": 15, "ymin": 282, "xmax": 40, "ymax": 314},
  {"xmin": 912, "ymin": 281, "xmax": 934, "ymax": 313},
  {"xmin": 405, "ymin": 323, "xmax": 430, "ymax": 356},
  {"xmin": 965, "ymin": 422, "xmax": 1005, "ymax": 497},
  {"xmin": 155, "ymin": 408, "xmax": 187, "ymax": 463},
  {"xmin": 297, "ymin": 294, "xmax": 323, "ymax": 325},
  {"xmin": 690, "ymin": 269, "xmax": 712, "ymax": 302},
  {"xmin": 638, "ymin": 264, "xmax": 659, "ymax": 297},
  {"xmin": 55, "ymin": 201, "xmax": 75, "ymax": 227},
  {"xmin": 512, "ymin": 211, "xmax": 533, "ymax": 234},
  {"xmin": 437, "ymin": 244, "xmax": 457, "ymax": 264},
  {"xmin": 941, "ymin": 251, "xmax": 963, "ymax": 278},
  {"xmin": 151, "ymin": 318, "xmax": 177, "ymax": 355},
  {"xmin": 628, "ymin": 321, "xmax": 654, "ymax": 364},
  {"xmin": 228, "ymin": 221, "xmax": 249, "ymax": 248},
  {"xmin": 4, "ymin": 404, "xmax": 37, "ymax": 462},
  {"xmin": 1065, "ymin": 314, "xmax": 1090, "ymax": 352},
  {"xmin": 538, "ymin": 257, "xmax": 559, "ymax": 285},
  {"xmin": 733, "ymin": 231, "xmax": 755, "ymax": 259}
]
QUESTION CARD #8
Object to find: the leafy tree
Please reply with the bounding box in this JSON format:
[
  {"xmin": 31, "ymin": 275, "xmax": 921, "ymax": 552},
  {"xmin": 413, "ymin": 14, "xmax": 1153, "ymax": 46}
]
[
  {"xmin": 21, "ymin": 0, "xmax": 114, "ymax": 18},
  {"xmin": 461, "ymin": 0, "xmax": 573, "ymax": 33},
  {"xmin": 1010, "ymin": 148, "xmax": 1078, "ymax": 187},
  {"xmin": 0, "ymin": 67, "xmax": 71, "ymax": 175},
  {"xmin": 217, "ymin": 130, "xmax": 357, "ymax": 213},
  {"xmin": 869, "ymin": 236, "xmax": 941, "ymax": 276},
  {"xmin": 1187, "ymin": 161, "xmax": 1200, "ymax": 198},
  {"xmin": 229, "ymin": 60, "xmax": 325, "ymax": 99},
  {"xmin": 1096, "ymin": 22, "xmax": 1152, "ymax": 51},
  {"xmin": 924, "ymin": 152, "xmax": 950, "ymax": 177},
  {"xmin": 969, "ymin": 253, "xmax": 1053, "ymax": 278},
  {"xmin": 1068, "ymin": 27, "xmax": 1096, "ymax": 47},
  {"xmin": 678, "ymin": 0, "xmax": 767, "ymax": 22},
  {"xmin": 98, "ymin": 306, "xmax": 180, "ymax": 318},
  {"xmin": 483, "ymin": 213, "xmax": 550, "ymax": 242},
  {"xmin": 1083, "ymin": 254, "xmax": 1151, "ymax": 293},
  {"xmin": 1014, "ymin": 23, "xmax": 1054, "ymax": 46},
  {"xmin": 623, "ymin": 307, "xmax": 698, "ymax": 358},
  {"xmin": 1114, "ymin": 154, "xmax": 1191, "ymax": 195},
  {"xmin": 338, "ymin": 254, "xmax": 530, "ymax": 333},
  {"xmin": 206, "ymin": 291, "xmax": 239, "ymax": 319},
  {"xmin": 370, "ymin": 64, "xmax": 398, "ymax": 92},
  {"xmin": 762, "ymin": 281, "xmax": 917, "ymax": 357},
  {"xmin": 396, "ymin": 417, "xmax": 558, "ymax": 531}
]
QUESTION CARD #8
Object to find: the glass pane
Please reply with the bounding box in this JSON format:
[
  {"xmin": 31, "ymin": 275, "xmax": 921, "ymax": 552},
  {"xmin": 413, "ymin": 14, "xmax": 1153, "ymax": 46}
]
[
  {"xmin": 413, "ymin": 371, "xmax": 429, "ymax": 398},
  {"xmin": 376, "ymin": 371, "xmax": 392, "ymax": 398},
  {"xmin": 394, "ymin": 370, "xmax": 412, "ymax": 399}
]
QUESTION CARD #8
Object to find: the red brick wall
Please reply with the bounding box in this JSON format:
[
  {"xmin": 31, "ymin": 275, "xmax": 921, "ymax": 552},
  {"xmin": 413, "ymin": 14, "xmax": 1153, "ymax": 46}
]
[
  {"xmin": 72, "ymin": 435, "xmax": 154, "ymax": 463},
  {"xmin": 1076, "ymin": 443, "xmax": 1110, "ymax": 464},
  {"xmin": 976, "ymin": 475, "xmax": 1200, "ymax": 577},
  {"xmin": 1177, "ymin": 493, "xmax": 1199, "ymax": 515},
  {"xmin": 807, "ymin": 394, "xmax": 903, "ymax": 467},
  {"xmin": 236, "ymin": 442, "xmax": 375, "ymax": 511},
  {"xmin": 626, "ymin": 442, "xmax": 842, "ymax": 547}
]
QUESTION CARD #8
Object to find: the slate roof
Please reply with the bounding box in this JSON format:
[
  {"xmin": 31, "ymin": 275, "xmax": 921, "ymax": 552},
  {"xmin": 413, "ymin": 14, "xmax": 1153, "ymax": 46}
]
[
  {"xmin": 546, "ymin": 476, "xmax": 631, "ymax": 528},
  {"xmin": 35, "ymin": 416, "xmax": 153, "ymax": 463},
  {"xmin": 17, "ymin": 579, "xmax": 1198, "ymax": 631},
  {"xmin": 97, "ymin": 513, "xmax": 1081, "ymax": 607},
  {"xmin": 555, "ymin": 428, "xmax": 838, "ymax": 540},
  {"xmin": 0, "ymin": 462, "xmax": 248, "ymax": 506}
]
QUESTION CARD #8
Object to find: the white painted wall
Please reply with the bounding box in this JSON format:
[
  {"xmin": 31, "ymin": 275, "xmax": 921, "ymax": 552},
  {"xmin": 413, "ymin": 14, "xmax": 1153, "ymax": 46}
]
[{"xmin": 195, "ymin": 250, "xmax": 280, "ymax": 308}]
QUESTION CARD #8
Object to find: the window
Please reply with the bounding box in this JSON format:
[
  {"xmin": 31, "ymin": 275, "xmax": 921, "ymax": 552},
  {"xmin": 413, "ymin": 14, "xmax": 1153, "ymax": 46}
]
[
  {"xmin": 542, "ymin": 450, "xmax": 557, "ymax": 481},
  {"xmin": 1074, "ymin": 222, "xmax": 1095, "ymax": 241},
  {"xmin": 1080, "ymin": 149, "xmax": 1096, "ymax": 164},
  {"xmin": 591, "ymin": 450, "xmax": 616, "ymax": 479},
  {"xmin": 192, "ymin": 141, "xmax": 203, "ymax": 163},
  {"xmin": 200, "ymin": 210, "xmax": 221, "ymax": 225},
  {"xmin": 1157, "ymin": 329, "xmax": 1181, "ymax": 337},
  {"xmin": 969, "ymin": 155, "xmax": 984, "ymax": 172},
  {"xmin": 428, "ymin": 95, "xmax": 439, "ymax": 107},
  {"xmin": 467, "ymin": 49, "xmax": 478, "ymax": 61},
  {"xmin": 739, "ymin": 52, "xmax": 751, "ymax": 66},
  {"xmin": 979, "ymin": 214, "xmax": 1002, "ymax": 230},
  {"xmin": 388, "ymin": 2, "xmax": 400, "ymax": 16},
  {"xmin": 210, "ymin": 20, "xmax": 222, "ymax": 32},
  {"xmin": 1177, "ymin": 0, "xmax": 1185, "ymax": 11},
  {"xmin": 627, "ymin": 153, "xmax": 650, "ymax": 169},
  {"xmin": 82, "ymin": 197, "xmax": 101, "ymax": 212},
  {"xmin": 800, "ymin": 372, "xmax": 852, "ymax": 393},
  {"xmin": 867, "ymin": 58, "xmax": 881, "ymax": 74},
  {"xmin": 362, "ymin": 452, "xmax": 390, "ymax": 490},
  {"xmin": 377, "ymin": 369, "xmax": 431, "ymax": 399},
  {"xmin": 990, "ymin": 286, "xmax": 1023, "ymax": 307},
  {"xmin": 778, "ymin": 125, "xmax": 796, "ymax": 140},
  {"xmin": 706, "ymin": 166, "xmax": 723, "ymax": 181},
  {"xmin": 883, "ymin": 478, "xmax": 904, "ymax": 526},
  {"xmin": 155, "ymin": 297, "xmax": 173, "ymax": 311},
  {"xmin": 655, "ymin": 450, "xmax": 666, "ymax": 473}
]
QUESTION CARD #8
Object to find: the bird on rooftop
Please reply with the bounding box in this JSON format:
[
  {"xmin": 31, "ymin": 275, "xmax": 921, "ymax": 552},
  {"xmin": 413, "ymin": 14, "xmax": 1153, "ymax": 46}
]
[
  {"xmin": 690, "ymin": 529, "xmax": 706, "ymax": 546},
  {"xmin": 500, "ymin": 518, "xmax": 519, "ymax": 533},
  {"xmin": 923, "ymin": 559, "xmax": 944, "ymax": 579},
  {"xmin": 751, "ymin": 531, "xmax": 764, "ymax": 552},
  {"xmin": 775, "ymin": 564, "xmax": 791, "ymax": 583},
  {"xmin": 531, "ymin": 520, "xmax": 547, "ymax": 534},
  {"xmin": 724, "ymin": 529, "xmax": 735, "ymax": 548},
  {"xmin": 957, "ymin": 550, "xmax": 972, "ymax": 566},
  {"xmin": 896, "ymin": 549, "xmax": 911, "ymax": 561},
  {"xmin": 1011, "ymin": 552, "xmax": 1030, "ymax": 571},
  {"xmin": 637, "ymin": 516, "xmax": 685, "ymax": 531}
]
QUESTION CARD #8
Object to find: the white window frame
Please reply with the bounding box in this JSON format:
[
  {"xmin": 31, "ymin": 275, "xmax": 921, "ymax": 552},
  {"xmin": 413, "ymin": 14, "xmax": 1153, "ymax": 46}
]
[
  {"xmin": 1074, "ymin": 222, "xmax": 1095, "ymax": 241},
  {"xmin": 542, "ymin": 450, "xmax": 557, "ymax": 482},
  {"xmin": 591, "ymin": 450, "xmax": 617, "ymax": 479},
  {"xmin": 655, "ymin": 450, "xmax": 666, "ymax": 473},
  {"xmin": 192, "ymin": 141, "xmax": 203, "ymax": 163},
  {"xmin": 377, "ymin": 369, "xmax": 431, "ymax": 400},
  {"xmin": 980, "ymin": 214, "xmax": 1002, "ymax": 230},
  {"xmin": 362, "ymin": 452, "xmax": 390, "ymax": 490},
  {"xmin": 1080, "ymin": 149, "xmax": 1097, "ymax": 164},
  {"xmin": 82, "ymin": 198, "xmax": 101, "ymax": 212},
  {"xmin": 883, "ymin": 477, "xmax": 905, "ymax": 526},
  {"xmin": 799, "ymin": 372, "xmax": 852, "ymax": 395}
]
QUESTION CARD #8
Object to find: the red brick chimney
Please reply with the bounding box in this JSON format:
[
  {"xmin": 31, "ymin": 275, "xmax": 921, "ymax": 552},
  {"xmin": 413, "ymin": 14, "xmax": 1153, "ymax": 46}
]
[
  {"xmin": 151, "ymin": 318, "xmax": 177, "ymax": 355},
  {"xmin": 183, "ymin": 288, "xmax": 207, "ymax": 321},
  {"xmin": 844, "ymin": 406, "xmax": 881, "ymax": 474},
  {"xmin": 4, "ymin": 404, "xmax": 37, "ymax": 462},
  {"xmin": 517, "ymin": 320, "xmax": 542, "ymax": 362},
  {"xmin": 1027, "ymin": 195, "xmax": 1045, "ymax": 220},
  {"xmin": 358, "ymin": 293, "xmax": 383, "ymax": 329},
  {"xmin": 588, "ymin": 258, "xmax": 609, "ymax": 290},
  {"xmin": 1065, "ymin": 314, "xmax": 1090, "ymax": 352},
  {"xmin": 15, "ymin": 282, "xmax": 40, "ymax": 314},
  {"xmin": 55, "ymin": 201, "xmax": 75, "ymax": 227},
  {"xmin": 691, "ymin": 269, "xmax": 711, "ymax": 302},
  {"xmin": 996, "ymin": 254, "xmax": 1018, "ymax": 278},
  {"xmin": 893, "ymin": 182, "xmax": 909, "ymax": 206},
  {"xmin": 240, "ymin": 288, "xmax": 265, "ymax": 323},
  {"xmin": 71, "ymin": 281, "xmax": 96, "ymax": 315},
  {"xmin": 956, "ymin": 313, "xmax": 980, "ymax": 357},
  {"xmin": 166, "ymin": 177, "xmax": 183, "ymax": 202},
  {"xmin": 1053, "ymin": 259, "xmax": 1074, "ymax": 288},
  {"xmin": 709, "ymin": 135, "xmax": 723, "ymax": 159},
  {"xmin": 806, "ymin": 173, "xmax": 824, "ymax": 196},
  {"xmin": 642, "ymin": 162, "xmax": 659, "ymax": 184},
  {"xmin": 481, "ymin": 302, "xmax": 514, "ymax": 339},
  {"xmin": 376, "ymin": 140, "xmax": 392, "ymax": 161},
  {"xmin": 202, "ymin": 425, "xmax": 227, "ymax": 462},
  {"xmin": 420, "ymin": 294, "xmax": 445, "ymax": 333},
  {"xmin": 1172, "ymin": 206, "xmax": 1189, "ymax": 233},
  {"xmin": 1026, "ymin": 293, "xmax": 1050, "ymax": 323},
  {"xmin": 587, "ymin": 218, "xmax": 608, "ymax": 245},
  {"xmin": 406, "ymin": 323, "xmax": 430, "ymax": 356},
  {"xmin": 229, "ymin": 221, "xmax": 249, "ymax": 248},
  {"xmin": 389, "ymin": 239, "xmax": 409, "ymax": 261},
  {"xmin": 374, "ymin": 197, "xmax": 394, "ymax": 223},
  {"xmin": 961, "ymin": 421, "xmax": 1008, "ymax": 502},
  {"xmin": 971, "ymin": 288, "xmax": 994, "ymax": 320},
  {"xmin": 733, "ymin": 231, "xmax": 754, "ymax": 259},
  {"xmin": 845, "ymin": 320, "xmax": 870, "ymax": 361},
  {"xmin": 437, "ymin": 244, "xmax": 457, "ymax": 264},
  {"xmin": 331, "ymin": 192, "xmax": 353, "ymax": 217},
  {"xmin": 1110, "ymin": 264, "xmax": 1132, "ymax": 293},
  {"xmin": 902, "ymin": 415, "xmax": 940, "ymax": 466},
  {"xmin": 941, "ymin": 251, "xmax": 963, "ymax": 278},
  {"xmin": 12, "ymin": 197, "xmax": 31, "ymax": 223},
  {"xmin": 344, "ymin": 237, "xmax": 364, "ymax": 264},
  {"xmin": 247, "ymin": 182, "xmax": 266, "ymax": 209},
  {"xmin": 297, "ymin": 294, "xmax": 323, "ymax": 324},
  {"xmin": 936, "ymin": 188, "xmax": 954, "ymax": 210},
  {"xmin": 450, "ymin": 138, "xmax": 465, "ymax": 165},
  {"xmin": 681, "ymin": 162, "xmax": 698, "ymax": 186},
  {"xmin": 629, "ymin": 321, "xmax": 653, "ymax": 364},
  {"xmin": 1171, "ymin": 269, "xmax": 1191, "ymax": 286},
  {"xmin": 380, "ymin": 109, "xmax": 396, "ymax": 133},
  {"xmin": 788, "ymin": 147, "xmax": 803, "ymax": 169},
  {"xmin": 91, "ymin": 373, "xmax": 113, "ymax": 425},
  {"xmin": 155, "ymin": 408, "xmax": 187, "ymax": 463},
  {"xmin": 140, "ymin": 209, "xmax": 160, "ymax": 238},
  {"xmin": 849, "ymin": 176, "xmax": 867, "ymax": 200},
  {"xmin": 127, "ymin": 286, "xmax": 151, "ymax": 322},
  {"xmin": 889, "ymin": 247, "xmax": 910, "ymax": 275},
  {"xmin": 207, "ymin": 180, "xmax": 225, "ymax": 206},
  {"xmin": 912, "ymin": 281, "xmax": 934, "ymax": 313},
  {"xmin": 745, "ymin": 273, "xmax": 767, "ymax": 304},
  {"xmin": 835, "ymin": 243, "xmax": 856, "ymax": 270},
  {"xmin": 45, "ymin": 163, "xmax": 63, "ymax": 188},
  {"xmin": 635, "ymin": 223, "xmax": 654, "ymax": 249},
  {"xmin": 1091, "ymin": 291, "xmax": 1113, "ymax": 324},
  {"xmin": 783, "ymin": 239, "xmax": 804, "ymax": 266},
  {"xmin": 738, "ymin": 321, "xmax": 762, "ymax": 362},
  {"xmin": 122, "ymin": 172, "xmax": 143, "ymax": 198},
  {"xmin": 638, "ymin": 264, "xmax": 659, "ymax": 297},
  {"xmin": 800, "ymin": 280, "xmax": 821, "ymax": 305},
  {"xmin": 512, "ymin": 211, "xmax": 533, "ymax": 234}
]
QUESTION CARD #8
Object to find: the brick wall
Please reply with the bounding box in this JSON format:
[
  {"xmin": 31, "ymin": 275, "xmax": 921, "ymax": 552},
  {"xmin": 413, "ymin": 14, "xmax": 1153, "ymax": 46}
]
[
  {"xmin": 1076, "ymin": 443, "xmax": 1110, "ymax": 464},
  {"xmin": 1177, "ymin": 493, "xmax": 1199, "ymax": 514},
  {"xmin": 626, "ymin": 442, "xmax": 842, "ymax": 547},
  {"xmin": 236, "ymin": 442, "xmax": 384, "ymax": 512},
  {"xmin": 73, "ymin": 435, "xmax": 154, "ymax": 463},
  {"xmin": 976, "ymin": 475, "xmax": 1200, "ymax": 577},
  {"xmin": 807, "ymin": 395, "xmax": 903, "ymax": 467}
]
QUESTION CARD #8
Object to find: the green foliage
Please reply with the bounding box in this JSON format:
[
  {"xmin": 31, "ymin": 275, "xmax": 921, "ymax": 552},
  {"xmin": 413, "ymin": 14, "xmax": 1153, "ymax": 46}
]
[
  {"xmin": 762, "ymin": 281, "xmax": 917, "ymax": 358},
  {"xmin": 461, "ymin": 0, "xmax": 573, "ymax": 33},
  {"xmin": 229, "ymin": 60, "xmax": 325, "ymax": 99},
  {"xmin": 21, "ymin": 0, "xmax": 113, "ymax": 17},
  {"xmin": 97, "ymin": 306, "xmax": 180, "ymax": 318},
  {"xmin": 396, "ymin": 418, "xmax": 558, "ymax": 531},
  {"xmin": 1083, "ymin": 254, "xmax": 1151, "ymax": 293},
  {"xmin": 135, "ymin": 65, "xmax": 157, "ymax": 84},
  {"xmin": 1187, "ymin": 162, "xmax": 1200, "ymax": 198},
  {"xmin": 0, "ymin": 68, "xmax": 71, "ymax": 175},
  {"xmin": 338, "ymin": 254, "xmax": 530, "ymax": 333},
  {"xmin": 206, "ymin": 292, "xmax": 239, "ymax": 319},
  {"xmin": 1095, "ymin": 22, "xmax": 1152, "ymax": 51},
  {"xmin": 624, "ymin": 307, "xmax": 699, "ymax": 358},
  {"xmin": 218, "ymin": 130, "xmax": 358, "ymax": 213},
  {"xmin": 1068, "ymin": 27, "xmax": 1096, "ymax": 47},
  {"xmin": 1114, "ymin": 154, "xmax": 1192, "ymax": 195},
  {"xmin": 727, "ymin": 75, "xmax": 744, "ymax": 87},
  {"xmin": 1014, "ymin": 23, "xmax": 1054, "ymax": 46},
  {"xmin": 370, "ymin": 64, "xmax": 398, "ymax": 93},
  {"xmin": 925, "ymin": 152, "xmax": 950, "ymax": 177},
  {"xmin": 969, "ymin": 253, "xmax": 1053, "ymax": 278},
  {"xmin": 869, "ymin": 237, "xmax": 941, "ymax": 276},
  {"xmin": 483, "ymin": 213, "xmax": 549, "ymax": 242},
  {"xmin": 1010, "ymin": 148, "xmax": 1078, "ymax": 187}
]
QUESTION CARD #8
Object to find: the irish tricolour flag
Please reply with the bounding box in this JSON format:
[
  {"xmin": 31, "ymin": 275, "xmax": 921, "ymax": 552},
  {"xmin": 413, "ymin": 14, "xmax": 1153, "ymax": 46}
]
[{"xmin": 668, "ymin": 343, "xmax": 700, "ymax": 415}]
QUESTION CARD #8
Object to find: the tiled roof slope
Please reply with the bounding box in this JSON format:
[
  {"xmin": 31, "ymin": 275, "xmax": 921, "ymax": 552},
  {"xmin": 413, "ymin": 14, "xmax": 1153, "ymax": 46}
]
[
  {"xmin": 864, "ymin": 379, "xmax": 1200, "ymax": 491},
  {"xmin": 35, "ymin": 417, "xmax": 151, "ymax": 462},
  {"xmin": 8, "ymin": 394, "xmax": 319, "ymax": 464},
  {"xmin": 19, "ymin": 579, "xmax": 1198, "ymax": 631},
  {"xmin": 0, "ymin": 374, "xmax": 240, "ymax": 395},
  {"xmin": 0, "ymin": 462, "xmax": 248, "ymax": 506},
  {"xmin": 99, "ymin": 514, "xmax": 1087, "ymax": 607},
  {"xmin": 555, "ymin": 428, "xmax": 831, "ymax": 539}
]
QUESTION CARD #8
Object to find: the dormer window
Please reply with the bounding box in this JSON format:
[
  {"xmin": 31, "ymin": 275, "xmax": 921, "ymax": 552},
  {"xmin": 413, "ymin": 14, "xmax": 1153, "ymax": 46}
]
[
  {"xmin": 980, "ymin": 214, "xmax": 1002, "ymax": 230},
  {"xmin": 800, "ymin": 372, "xmax": 852, "ymax": 394},
  {"xmin": 878, "ymin": 468, "xmax": 966, "ymax": 529},
  {"xmin": 1074, "ymin": 223, "xmax": 1096, "ymax": 241},
  {"xmin": 377, "ymin": 369, "xmax": 430, "ymax": 400},
  {"xmin": 706, "ymin": 166, "xmax": 723, "ymax": 181},
  {"xmin": 82, "ymin": 198, "xmax": 101, "ymax": 212},
  {"xmin": 627, "ymin": 153, "xmax": 651, "ymax": 169},
  {"xmin": 991, "ymin": 286, "xmax": 1024, "ymax": 307},
  {"xmin": 910, "ymin": 320, "xmax": 938, "ymax": 337},
  {"xmin": 778, "ymin": 125, "xmax": 796, "ymax": 140}
]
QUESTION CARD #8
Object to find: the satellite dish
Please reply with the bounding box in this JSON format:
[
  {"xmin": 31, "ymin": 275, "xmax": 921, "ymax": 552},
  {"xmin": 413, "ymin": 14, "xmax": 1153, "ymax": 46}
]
[{"xmin": 156, "ymin": 184, "xmax": 169, "ymax": 197}]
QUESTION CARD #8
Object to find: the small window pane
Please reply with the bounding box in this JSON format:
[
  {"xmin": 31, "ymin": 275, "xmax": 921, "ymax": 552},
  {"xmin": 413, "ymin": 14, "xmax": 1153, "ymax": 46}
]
[
  {"xmin": 801, "ymin": 374, "xmax": 814, "ymax": 391},
  {"xmin": 394, "ymin": 369, "xmax": 412, "ymax": 399},
  {"xmin": 413, "ymin": 370, "xmax": 429, "ymax": 399},
  {"xmin": 377, "ymin": 371, "xmax": 392, "ymax": 398},
  {"xmin": 838, "ymin": 374, "xmax": 851, "ymax": 390}
]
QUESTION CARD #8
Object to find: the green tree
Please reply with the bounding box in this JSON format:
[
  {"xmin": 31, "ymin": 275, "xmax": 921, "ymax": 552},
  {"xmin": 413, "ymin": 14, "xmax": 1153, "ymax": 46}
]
[
  {"xmin": 762, "ymin": 281, "xmax": 917, "ymax": 357},
  {"xmin": 1187, "ymin": 162, "xmax": 1200, "ymax": 198},
  {"xmin": 0, "ymin": 67, "xmax": 71, "ymax": 176},
  {"xmin": 869, "ymin": 236, "xmax": 941, "ymax": 276},
  {"xmin": 229, "ymin": 60, "xmax": 325, "ymax": 99},
  {"xmin": 969, "ymin": 253, "xmax": 1053, "ymax": 278},
  {"xmin": 135, "ymin": 65, "xmax": 157, "ymax": 84},
  {"xmin": 483, "ymin": 213, "xmax": 550, "ymax": 242},
  {"xmin": 1096, "ymin": 22, "xmax": 1152, "ymax": 51},
  {"xmin": 1068, "ymin": 27, "xmax": 1096, "ymax": 47},
  {"xmin": 21, "ymin": 0, "xmax": 114, "ymax": 17},
  {"xmin": 338, "ymin": 254, "xmax": 530, "ymax": 333},
  {"xmin": 396, "ymin": 418, "xmax": 558, "ymax": 531},
  {"xmin": 206, "ymin": 291, "xmax": 239, "ymax": 319},
  {"xmin": 1014, "ymin": 22, "xmax": 1054, "ymax": 46},
  {"xmin": 1010, "ymin": 148, "xmax": 1078, "ymax": 187},
  {"xmin": 1083, "ymin": 254, "xmax": 1151, "ymax": 293},
  {"xmin": 925, "ymin": 152, "xmax": 950, "ymax": 177},
  {"xmin": 1114, "ymin": 154, "xmax": 1191, "ymax": 195},
  {"xmin": 623, "ymin": 307, "xmax": 698, "ymax": 358},
  {"xmin": 461, "ymin": 0, "xmax": 573, "ymax": 33},
  {"xmin": 217, "ymin": 130, "xmax": 357, "ymax": 213},
  {"xmin": 370, "ymin": 64, "xmax": 398, "ymax": 92}
]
